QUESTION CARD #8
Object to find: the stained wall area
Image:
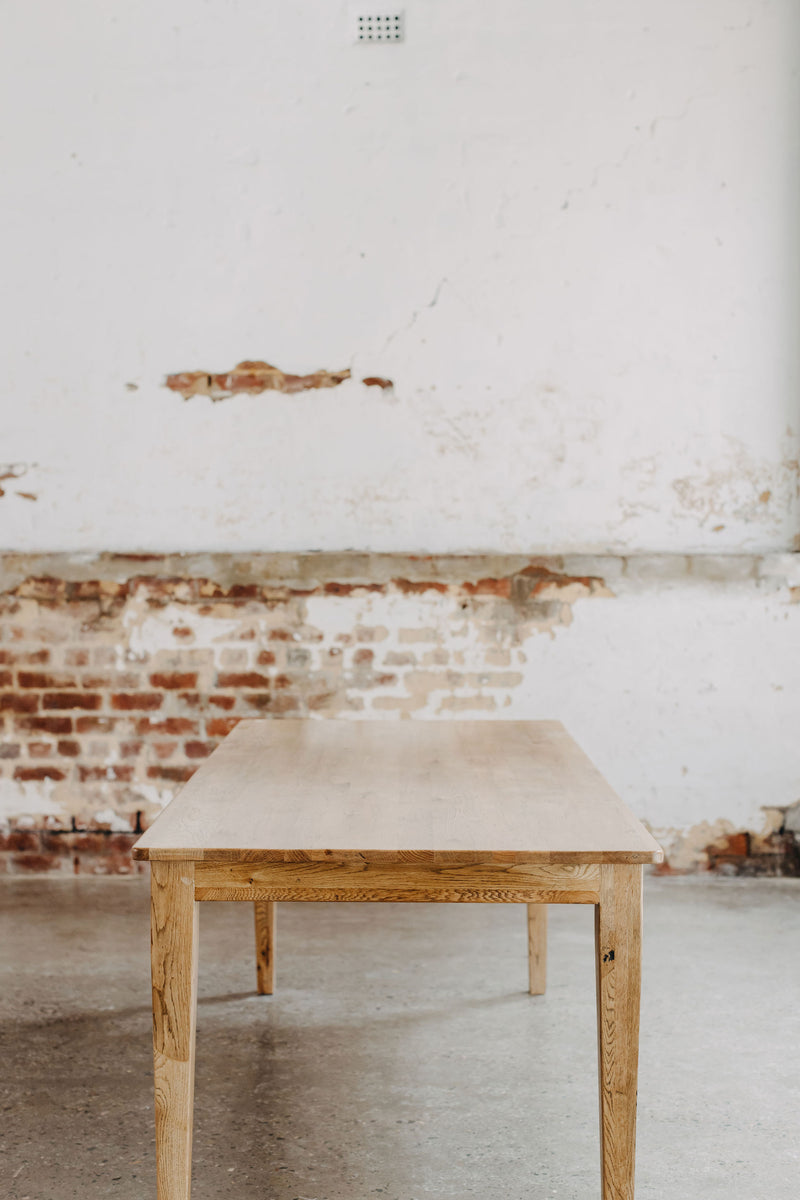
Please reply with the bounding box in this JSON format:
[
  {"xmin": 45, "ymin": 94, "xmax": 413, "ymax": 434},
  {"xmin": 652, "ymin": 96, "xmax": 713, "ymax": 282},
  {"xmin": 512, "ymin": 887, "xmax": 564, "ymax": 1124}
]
[{"xmin": 2, "ymin": 2, "xmax": 799, "ymax": 872}]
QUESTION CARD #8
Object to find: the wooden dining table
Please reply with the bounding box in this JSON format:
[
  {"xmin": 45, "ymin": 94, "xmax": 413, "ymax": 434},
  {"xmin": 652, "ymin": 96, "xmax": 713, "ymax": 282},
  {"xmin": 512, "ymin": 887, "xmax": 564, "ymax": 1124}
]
[{"xmin": 132, "ymin": 718, "xmax": 663, "ymax": 1200}]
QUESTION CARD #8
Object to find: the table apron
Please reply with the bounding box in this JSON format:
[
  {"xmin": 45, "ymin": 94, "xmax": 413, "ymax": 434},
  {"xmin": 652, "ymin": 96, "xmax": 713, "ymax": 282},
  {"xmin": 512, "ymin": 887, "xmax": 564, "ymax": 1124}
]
[{"xmin": 193, "ymin": 860, "xmax": 600, "ymax": 903}]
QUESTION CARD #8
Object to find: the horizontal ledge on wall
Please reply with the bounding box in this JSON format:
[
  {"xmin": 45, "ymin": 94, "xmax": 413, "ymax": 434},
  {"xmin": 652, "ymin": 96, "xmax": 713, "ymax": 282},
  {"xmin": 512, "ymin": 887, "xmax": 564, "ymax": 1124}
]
[{"xmin": 0, "ymin": 551, "xmax": 798, "ymax": 596}]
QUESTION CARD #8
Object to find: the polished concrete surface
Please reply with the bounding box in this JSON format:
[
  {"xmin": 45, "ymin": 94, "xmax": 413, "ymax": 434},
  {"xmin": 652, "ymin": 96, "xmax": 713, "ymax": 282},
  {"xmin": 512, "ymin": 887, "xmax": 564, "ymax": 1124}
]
[{"xmin": 1, "ymin": 875, "xmax": 798, "ymax": 1199}]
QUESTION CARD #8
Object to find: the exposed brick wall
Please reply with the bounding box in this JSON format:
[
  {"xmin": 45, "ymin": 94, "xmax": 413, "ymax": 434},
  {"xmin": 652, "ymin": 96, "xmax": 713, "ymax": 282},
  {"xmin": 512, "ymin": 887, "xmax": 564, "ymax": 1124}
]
[
  {"xmin": 3, "ymin": 551, "xmax": 798, "ymax": 878},
  {"xmin": 0, "ymin": 553, "xmax": 607, "ymax": 874}
]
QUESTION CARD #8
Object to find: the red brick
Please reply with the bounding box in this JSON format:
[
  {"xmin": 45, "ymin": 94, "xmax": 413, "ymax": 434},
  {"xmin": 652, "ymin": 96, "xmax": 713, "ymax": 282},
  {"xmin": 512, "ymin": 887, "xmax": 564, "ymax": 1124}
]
[
  {"xmin": 81, "ymin": 672, "xmax": 140, "ymax": 689},
  {"xmin": 172, "ymin": 626, "xmax": 194, "ymax": 640},
  {"xmin": 6, "ymin": 830, "xmax": 40, "ymax": 852},
  {"xmin": 208, "ymin": 694, "xmax": 236, "ymax": 710},
  {"xmin": 273, "ymin": 674, "xmax": 292, "ymax": 689},
  {"xmin": 36, "ymin": 831, "xmax": 78, "ymax": 855},
  {"xmin": 0, "ymin": 648, "xmax": 50, "ymax": 665},
  {"xmin": 12, "ymin": 852, "xmax": 60, "ymax": 872},
  {"xmin": 0, "ymin": 743, "xmax": 20, "ymax": 758},
  {"xmin": 149, "ymin": 672, "xmax": 198, "ymax": 690},
  {"xmin": 14, "ymin": 765, "xmax": 66, "ymax": 781},
  {"xmin": 147, "ymin": 764, "xmax": 197, "ymax": 783},
  {"xmin": 216, "ymin": 672, "xmax": 271, "ymax": 688},
  {"xmin": 353, "ymin": 648, "xmax": 374, "ymax": 665},
  {"xmin": 0, "ymin": 670, "xmax": 12, "ymax": 687},
  {"xmin": 111, "ymin": 693, "xmax": 163, "ymax": 711},
  {"xmin": 71, "ymin": 579, "xmax": 127, "ymax": 602},
  {"xmin": 57, "ymin": 739, "xmax": 81, "ymax": 757},
  {"xmin": 268, "ymin": 629, "xmax": 294, "ymax": 641},
  {"xmin": 135, "ymin": 717, "xmax": 198, "ymax": 736},
  {"xmin": 119, "ymin": 739, "xmax": 143, "ymax": 758},
  {"xmin": 269, "ymin": 694, "xmax": 301, "ymax": 714},
  {"xmin": 78, "ymin": 764, "xmax": 134, "ymax": 782},
  {"xmin": 53, "ymin": 832, "xmax": 106, "ymax": 855},
  {"xmin": 242, "ymin": 692, "xmax": 273, "ymax": 710},
  {"xmin": 256, "ymin": 650, "xmax": 276, "ymax": 666},
  {"xmin": 108, "ymin": 833, "xmax": 137, "ymax": 853},
  {"xmin": 176, "ymin": 692, "xmax": 201, "ymax": 707},
  {"xmin": 16, "ymin": 577, "xmax": 64, "ymax": 602},
  {"xmin": 75, "ymin": 716, "xmax": 117, "ymax": 733},
  {"xmin": 28, "ymin": 741, "xmax": 53, "ymax": 758},
  {"xmin": 16, "ymin": 716, "xmax": 72, "ymax": 734},
  {"xmin": 43, "ymin": 692, "xmax": 101, "ymax": 710},
  {"xmin": 308, "ymin": 692, "xmax": 335, "ymax": 711},
  {"xmin": 64, "ymin": 649, "xmax": 90, "ymax": 667},
  {"xmin": 152, "ymin": 741, "xmax": 178, "ymax": 759},
  {"xmin": 185, "ymin": 740, "xmax": 217, "ymax": 759},
  {"xmin": 0, "ymin": 693, "xmax": 39, "ymax": 713},
  {"xmin": 206, "ymin": 717, "xmax": 241, "ymax": 737},
  {"xmin": 18, "ymin": 671, "xmax": 76, "ymax": 688}
]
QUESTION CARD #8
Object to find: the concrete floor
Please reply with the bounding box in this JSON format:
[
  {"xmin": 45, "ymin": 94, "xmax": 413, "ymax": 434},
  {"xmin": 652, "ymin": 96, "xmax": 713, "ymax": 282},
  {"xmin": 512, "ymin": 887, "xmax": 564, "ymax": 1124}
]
[{"xmin": 1, "ymin": 877, "xmax": 798, "ymax": 1200}]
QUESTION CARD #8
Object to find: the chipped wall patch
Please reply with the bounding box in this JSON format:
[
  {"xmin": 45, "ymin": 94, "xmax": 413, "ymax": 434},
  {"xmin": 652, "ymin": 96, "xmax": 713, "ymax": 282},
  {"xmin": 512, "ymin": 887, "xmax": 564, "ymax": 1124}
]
[
  {"xmin": 0, "ymin": 463, "xmax": 38, "ymax": 501},
  {"xmin": 670, "ymin": 442, "xmax": 800, "ymax": 530},
  {"xmin": 165, "ymin": 360, "xmax": 351, "ymax": 400}
]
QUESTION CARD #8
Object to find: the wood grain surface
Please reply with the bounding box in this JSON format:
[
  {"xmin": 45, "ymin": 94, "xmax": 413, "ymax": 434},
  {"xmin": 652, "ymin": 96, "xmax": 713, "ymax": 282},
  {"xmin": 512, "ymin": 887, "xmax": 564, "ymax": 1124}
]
[
  {"xmin": 253, "ymin": 900, "xmax": 275, "ymax": 995},
  {"xmin": 595, "ymin": 864, "xmax": 643, "ymax": 1200},
  {"xmin": 150, "ymin": 861, "xmax": 199, "ymax": 1200},
  {"xmin": 527, "ymin": 904, "xmax": 547, "ymax": 995},
  {"xmin": 133, "ymin": 720, "xmax": 662, "ymax": 864}
]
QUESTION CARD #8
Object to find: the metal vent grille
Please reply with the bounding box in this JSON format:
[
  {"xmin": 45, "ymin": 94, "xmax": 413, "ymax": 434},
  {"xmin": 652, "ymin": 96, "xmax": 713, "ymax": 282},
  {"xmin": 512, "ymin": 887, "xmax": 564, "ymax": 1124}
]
[{"xmin": 354, "ymin": 12, "xmax": 404, "ymax": 42}]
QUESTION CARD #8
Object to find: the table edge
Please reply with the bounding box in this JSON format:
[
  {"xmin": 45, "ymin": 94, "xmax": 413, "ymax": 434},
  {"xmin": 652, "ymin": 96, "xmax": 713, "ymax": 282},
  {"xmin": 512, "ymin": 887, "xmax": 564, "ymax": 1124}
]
[{"xmin": 132, "ymin": 845, "xmax": 664, "ymax": 864}]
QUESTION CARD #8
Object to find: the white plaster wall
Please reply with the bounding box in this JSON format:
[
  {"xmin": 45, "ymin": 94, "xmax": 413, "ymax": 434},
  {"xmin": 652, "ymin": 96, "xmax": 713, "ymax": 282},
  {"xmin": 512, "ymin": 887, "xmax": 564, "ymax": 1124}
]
[
  {"xmin": 514, "ymin": 569, "xmax": 800, "ymax": 857},
  {"xmin": 3, "ymin": 0, "xmax": 799, "ymax": 554}
]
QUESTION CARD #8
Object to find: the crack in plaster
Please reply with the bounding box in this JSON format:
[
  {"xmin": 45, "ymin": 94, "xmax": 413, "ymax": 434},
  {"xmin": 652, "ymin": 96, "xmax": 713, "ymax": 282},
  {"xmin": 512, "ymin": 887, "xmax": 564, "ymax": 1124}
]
[{"xmin": 380, "ymin": 277, "xmax": 448, "ymax": 354}]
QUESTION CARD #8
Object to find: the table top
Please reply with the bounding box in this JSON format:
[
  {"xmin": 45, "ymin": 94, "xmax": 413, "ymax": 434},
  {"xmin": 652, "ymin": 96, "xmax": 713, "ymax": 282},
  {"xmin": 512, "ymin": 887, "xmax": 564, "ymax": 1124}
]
[{"xmin": 132, "ymin": 720, "xmax": 662, "ymax": 864}]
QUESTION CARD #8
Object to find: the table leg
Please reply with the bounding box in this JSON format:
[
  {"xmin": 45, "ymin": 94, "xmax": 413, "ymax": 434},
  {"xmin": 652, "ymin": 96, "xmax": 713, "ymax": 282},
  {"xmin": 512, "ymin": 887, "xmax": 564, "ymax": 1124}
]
[
  {"xmin": 595, "ymin": 863, "xmax": 643, "ymax": 1200},
  {"xmin": 527, "ymin": 903, "xmax": 547, "ymax": 994},
  {"xmin": 150, "ymin": 860, "xmax": 199, "ymax": 1200},
  {"xmin": 254, "ymin": 900, "xmax": 276, "ymax": 994}
]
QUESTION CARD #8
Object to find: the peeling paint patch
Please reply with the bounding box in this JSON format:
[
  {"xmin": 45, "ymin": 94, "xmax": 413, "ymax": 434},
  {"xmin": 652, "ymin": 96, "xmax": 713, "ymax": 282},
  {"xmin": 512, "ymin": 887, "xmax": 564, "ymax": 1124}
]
[
  {"xmin": 165, "ymin": 360, "xmax": 351, "ymax": 400},
  {"xmin": 670, "ymin": 445, "xmax": 800, "ymax": 529},
  {"xmin": 704, "ymin": 824, "xmax": 800, "ymax": 877},
  {"xmin": 655, "ymin": 807, "xmax": 800, "ymax": 877},
  {"xmin": 0, "ymin": 464, "xmax": 37, "ymax": 501}
]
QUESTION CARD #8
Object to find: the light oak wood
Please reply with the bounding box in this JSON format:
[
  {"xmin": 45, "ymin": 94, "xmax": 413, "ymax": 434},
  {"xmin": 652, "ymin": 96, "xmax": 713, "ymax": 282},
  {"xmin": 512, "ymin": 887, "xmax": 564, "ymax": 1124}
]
[
  {"xmin": 595, "ymin": 864, "xmax": 643, "ymax": 1200},
  {"xmin": 139, "ymin": 721, "xmax": 657, "ymax": 1199},
  {"xmin": 150, "ymin": 861, "xmax": 199, "ymax": 1200},
  {"xmin": 195, "ymin": 859, "xmax": 599, "ymax": 904},
  {"xmin": 527, "ymin": 904, "xmax": 547, "ymax": 995},
  {"xmin": 132, "ymin": 720, "xmax": 663, "ymax": 865},
  {"xmin": 203, "ymin": 884, "xmax": 593, "ymax": 903},
  {"xmin": 254, "ymin": 900, "xmax": 275, "ymax": 994}
]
